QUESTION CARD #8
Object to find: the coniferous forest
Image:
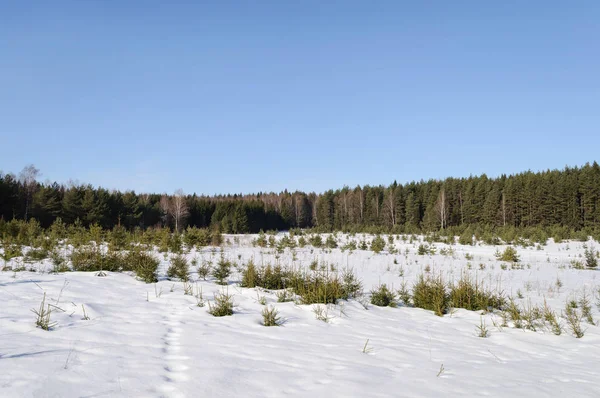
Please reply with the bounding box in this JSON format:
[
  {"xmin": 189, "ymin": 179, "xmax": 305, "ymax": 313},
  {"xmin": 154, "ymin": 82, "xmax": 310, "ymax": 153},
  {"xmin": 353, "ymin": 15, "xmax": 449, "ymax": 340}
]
[{"xmin": 1, "ymin": 162, "xmax": 600, "ymax": 238}]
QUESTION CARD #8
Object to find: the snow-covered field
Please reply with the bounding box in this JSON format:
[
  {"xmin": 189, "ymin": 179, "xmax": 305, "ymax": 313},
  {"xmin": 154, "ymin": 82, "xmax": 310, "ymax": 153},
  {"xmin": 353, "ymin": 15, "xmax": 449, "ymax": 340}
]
[{"xmin": 2, "ymin": 234, "xmax": 600, "ymax": 397}]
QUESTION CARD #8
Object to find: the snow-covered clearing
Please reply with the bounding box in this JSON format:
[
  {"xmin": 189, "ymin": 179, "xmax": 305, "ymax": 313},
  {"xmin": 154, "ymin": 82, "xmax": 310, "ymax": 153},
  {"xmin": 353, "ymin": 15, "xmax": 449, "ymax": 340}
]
[{"xmin": 1, "ymin": 234, "xmax": 600, "ymax": 397}]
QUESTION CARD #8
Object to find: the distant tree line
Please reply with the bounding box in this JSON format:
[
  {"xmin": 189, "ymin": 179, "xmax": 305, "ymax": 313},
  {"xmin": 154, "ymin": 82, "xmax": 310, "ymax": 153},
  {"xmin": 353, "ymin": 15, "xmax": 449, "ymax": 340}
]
[{"xmin": 1, "ymin": 162, "xmax": 600, "ymax": 234}]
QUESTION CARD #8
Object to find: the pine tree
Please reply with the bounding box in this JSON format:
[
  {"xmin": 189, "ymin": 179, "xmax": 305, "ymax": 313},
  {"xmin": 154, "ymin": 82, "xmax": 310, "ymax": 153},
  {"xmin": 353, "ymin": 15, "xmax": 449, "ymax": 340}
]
[
  {"xmin": 62, "ymin": 186, "xmax": 84, "ymax": 224},
  {"xmin": 122, "ymin": 191, "xmax": 142, "ymax": 229},
  {"xmin": 232, "ymin": 204, "xmax": 249, "ymax": 234}
]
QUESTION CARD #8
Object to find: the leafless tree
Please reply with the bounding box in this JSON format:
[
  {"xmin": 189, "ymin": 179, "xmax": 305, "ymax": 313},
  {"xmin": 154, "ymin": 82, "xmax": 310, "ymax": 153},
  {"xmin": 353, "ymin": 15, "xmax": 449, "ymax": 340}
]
[
  {"xmin": 159, "ymin": 195, "xmax": 170, "ymax": 228},
  {"xmin": 294, "ymin": 193, "xmax": 304, "ymax": 227},
  {"xmin": 373, "ymin": 192, "xmax": 381, "ymax": 220},
  {"xmin": 339, "ymin": 186, "xmax": 350, "ymax": 226},
  {"xmin": 501, "ymin": 192, "xmax": 507, "ymax": 227},
  {"xmin": 435, "ymin": 187, "xmax": 448, "ymax": 230},
  {"xmin": 171, "ymin": 189, "xmax": 189, "ymax": 233},
  {"xmin": 384, "ymin": 186, "xmax": 397, "ymax": 227},
  {"xmin": 458, "ymin": 191, "xmax": 464, "ymax": 225},
  {"xmin": 354, "ymin": 186, "xmax": 364, "ymax": 223},
  {"xmin": 19, "ymin": 164, "xmax": 40, "ymax": 221}
]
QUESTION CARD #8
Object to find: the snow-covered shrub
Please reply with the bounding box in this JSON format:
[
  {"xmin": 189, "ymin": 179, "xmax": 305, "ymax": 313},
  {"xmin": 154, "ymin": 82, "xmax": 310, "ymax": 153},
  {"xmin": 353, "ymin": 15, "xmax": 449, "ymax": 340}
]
[
  {"xmin": 584, "ymin": 247, "xmax": 598, "ymax": 268},
  {"xmin": 126, "ymin": 250, "xmax": 159, "ymax": 283},
  {"xmin": 167, "ymin": 254, "xmax": 189, "ymax": 281},
  {"xmin": 412, "ymin": 273, "xmax": 449, "ymax": 316},
  {"xmin": 183, "ymin": 227, "xmax": 212, "ymax": 249},
  {"xmin": 208, "ymin": 290, "xmax": 234, "ymax": 317},
  {"xmin": 276, "ymin": 289, "xmax": 294, "ymax": 302},
  {"xmin": 1, "ymin": 243, "xmax": 23, "ymax": 262},
  {"xmin": 32, "ymin": 293, "xmax": 56, "ymax": 331},
  {"xmin": 71, "ymin": 248, "xmax": 125, "ymax": 272},
  {"xmin": 370, "ymin": 284, "xmax": 397, "ymax": 307},
  {"xmin": 449, "ymin": 272, "xmax": 505, "ymax": 312},
  {"xmin": 564, "ymin": 303, "xmax": 584, "ymax": 338},
  {"xmin": 212, "ymin": 255, "xmax": 232, "ymax": 285},
  {"xmin": 288, "ymin": 268, "xmax": 362, "ymax": 305},
  {"xmin": 197, "ymin": 259, "xmax": 212, "ymax": 280},
  {"xmin": 261, "ymin": 306, "xmax": 281, "ymax": 326},
  {"xmin": 325, "ymin": 235, "xmax": 337, "ymax": 249},
  {"xmin": 370, "ymin": 235, "xmax": 386, "ymax": 253},
  {"xmin": 50, "ymin": 249, "xmax": 69, "ymax": 273},
  {"xmin": 24, "ymin": 247, "xmax": 48, "ymax": 262},
  {"xmin": 308, "ymin": 235, "xmax": 323, "ymax": 248},
  {"xmin": 495, "ymin": 246, "xmax": 520, "ymax": 263}
]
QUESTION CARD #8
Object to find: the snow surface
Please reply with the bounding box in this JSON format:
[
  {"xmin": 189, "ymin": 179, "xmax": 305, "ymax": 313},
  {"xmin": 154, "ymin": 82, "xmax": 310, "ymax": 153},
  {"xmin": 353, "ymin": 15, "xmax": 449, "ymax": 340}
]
[{"xmin": 1, "ymin": 234, "xmax": 600, "ymax": 397}]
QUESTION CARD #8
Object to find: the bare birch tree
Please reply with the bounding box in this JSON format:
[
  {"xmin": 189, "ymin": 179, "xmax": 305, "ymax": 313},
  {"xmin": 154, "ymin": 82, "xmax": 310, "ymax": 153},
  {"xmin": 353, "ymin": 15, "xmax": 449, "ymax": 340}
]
[
  {"xmin": 294, "ymin": 193, "xmax": 301, "ymax": 227},
  {"xmin": 171, "ymin": 189, "xmax": 189, "ymax": 233},
  {"xmin": 435, "ymin": 187, "xmax": 448, "ymax": 230},
  {"xmin": 19, "ymin": 164, "xmax": 40, "ymax": 221},
  {"xmin": 353, "ymin": 186, "xmax": 364, "ymax": 223},
  {"xmin": 159, "ymin": 195, "xmax": 170, "ymax": 228},
  {"xmin": 384, "ymin": 186, "xmax": 397, "ymax": 227},
  {"xmin": 501, "ymin": 192, "xmax": 507, "ymax": 227},
  {"xmin": 458, "ymin": 191, "xmax": 464, "ymax": 225}
]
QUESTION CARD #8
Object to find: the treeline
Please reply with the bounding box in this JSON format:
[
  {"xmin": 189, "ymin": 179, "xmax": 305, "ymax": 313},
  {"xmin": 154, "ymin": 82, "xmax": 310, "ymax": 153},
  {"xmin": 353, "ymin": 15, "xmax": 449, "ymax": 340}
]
[{"xmin": 1, "ymin": 162, "xmax": 600, "ymax": 234}]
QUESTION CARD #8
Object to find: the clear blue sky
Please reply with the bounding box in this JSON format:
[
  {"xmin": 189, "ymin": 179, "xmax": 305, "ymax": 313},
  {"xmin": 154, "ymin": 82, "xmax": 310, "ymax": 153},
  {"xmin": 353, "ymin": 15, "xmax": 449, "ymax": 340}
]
[{"xmin": 1, "ymin": 1, "xmax": 599, "ymax": 195}]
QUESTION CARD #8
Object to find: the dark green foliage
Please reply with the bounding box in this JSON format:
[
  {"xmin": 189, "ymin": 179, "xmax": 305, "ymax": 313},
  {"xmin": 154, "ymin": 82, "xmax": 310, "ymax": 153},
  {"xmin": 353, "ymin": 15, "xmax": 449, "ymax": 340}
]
[
  {"xmin": 584, "ymin": 246, "xmax": 598, "ymax": 268},
  {"xmin": 412, "ymin": 273, "xmax": 450, "ymax": 316},
  {"xmin": 458, "ymin": 230, "xmax": 473, "ymax": 245},
  {"xmin": 210, "ymin": 230, "xmax": 223, "ymax": 246},
  {"xmin": 370, "ymin": 284, "xmax": 397, "ymax": 307},
  {"xmin": 169, "ymin": 233, "xmax": 183, "ymax": 253},
  {"xmin": 243, "ymin": 264, "xmax": 362, "ymax": 305},
  {"xmin": 240, "ymin": 259, "xmax": 259, "ymax": 287},
  {"xmin": 109, "ymin": 225, "xmax": 129, "ymax": 251},
  {"xmin": 232, "ymin": 204, "xmax": 250, "ymax": 233},
  {"xmin": 297, "ymin": 236, "xmax": 307, "ymax": 247},
  {"xmin": 255, "ymin": 231, "xmax": 268, "ymax": 247},
  {"xmin": 50, "ymin": 249, "xmax": 69, "ymax": 273},
  {"xmin": 309, "ymin": 235, "xmax": 323, "ymax": 248},
  {"xmin": 167, "ymin": 255, "xmax": 189, "ymax": 281},
  {"xmin": 241, "ymin": 261, "xmax": 287, "ymax": 290},
  {"xmin": 289, "ymin": 269, "xmax": 362, "ymax": 305},
  {"xmin": 212, "ymin": 255, "xmax": 232, "ymax": 285},
  {"xmin": 325, "ymin": 235, "xmax": 338, "ymax": 248},
  {"xmin": 70, "ymin": 248, "xmax": 125, "ymax": 272},
  {"xmin": 3, "ymin": 162, "xmax": 600, "ymax": 235},
  {"xmin": 1, "ymin": 244, "xmax": 23, "ymax": 261},
  {"xmin": 276, "ymin": 236, "xmax": 292, "ymax": 252},
  {"xmin": 342, "ymin": 241, "xmax": 357, "ymax": 251},
  {"xmin": 449, "ymin": 273, "xmax": 505, "ymax": 312},
  {"xmin": 397, "ymin": 282, "xmax": 411, "ymax": 305},
  {"xmin": 370, "ymin": 235, "xmax": 386, "ymax": 253},
  {"xmin": 183, "ymin": 227, "xmax": 212, "ymax": 249},
  {"xmin": 261, "ymin": 306, "xmax": 281, "ymax": 326},
  {"xmin": 126, "ymin": 250, "xmax": 159, "ymax": 283},
  {"xmin": 495, "ymin": 246, "xmax": 520, "ymax": 262},
  {"xmin": 341, "ymin": 268, "xmax": 363, "ymax": 298},
  {"xmin": 24, "ymin": 247, "xmax": 49, "ymax": 262},
  {"xmin": 261, "ymin": 264, "xmax": 286, "ymax": 290},
  {"xmin": 32, "ymin": 293, "xmax": 56, "ymax": 331},
  {"xmin": 276, "ymin": 289, "xmax": 294, "ymax": 302},
  {"xmin": 208, "ymin": 290, "xmax": 234, "ymax": 317},
  {"xmin": 197, "ymin": 259, "xmax": 212, "ymax": 280},
  {"xmin": 417, "ymin": 244, "xmax": 436, "ymax": 255}
]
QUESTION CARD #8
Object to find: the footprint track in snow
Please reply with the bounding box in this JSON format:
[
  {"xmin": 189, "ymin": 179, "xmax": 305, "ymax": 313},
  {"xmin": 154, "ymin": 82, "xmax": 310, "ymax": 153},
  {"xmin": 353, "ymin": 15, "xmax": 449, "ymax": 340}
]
[{"xmin": 158, "ymin": 307, "xmax": 190, "ymax": 396}]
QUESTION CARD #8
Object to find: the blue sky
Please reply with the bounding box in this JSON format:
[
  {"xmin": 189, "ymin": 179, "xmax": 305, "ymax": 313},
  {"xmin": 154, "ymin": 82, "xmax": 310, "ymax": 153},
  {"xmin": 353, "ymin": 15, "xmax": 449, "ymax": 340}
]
[{"xmin": 1, "ymin": 1, "xmax": 599, "ymax": 195}]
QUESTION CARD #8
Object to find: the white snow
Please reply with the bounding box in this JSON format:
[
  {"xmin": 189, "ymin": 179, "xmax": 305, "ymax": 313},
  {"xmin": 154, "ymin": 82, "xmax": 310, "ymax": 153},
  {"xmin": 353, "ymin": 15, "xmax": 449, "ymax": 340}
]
[{"xmin": 1, "ymin": 234, "xmax": 600, "ymax": 397}]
